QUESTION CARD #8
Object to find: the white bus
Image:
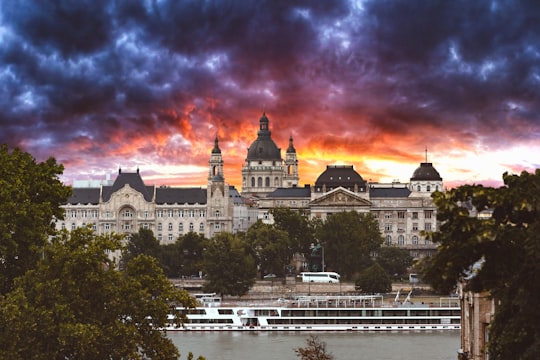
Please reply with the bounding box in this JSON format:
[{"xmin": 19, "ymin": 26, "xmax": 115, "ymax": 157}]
[{"xmin": 299, "ymin": 272, "xmax": 340, "ymax": 283}]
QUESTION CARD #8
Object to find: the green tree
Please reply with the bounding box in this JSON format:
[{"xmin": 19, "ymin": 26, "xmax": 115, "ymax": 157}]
[
  {"xmin": 421, "ymin": 170, "xmax": 540, "ymax": 360},
  {"xmin": 354, "ymin": 262, "xmax": 392, "ymax": 294},
  {"xmin": 376, "ymin": 246, "xmax": 413, "ymax": 279},
  {"xmin": 0, "ymin": 145, "xmax": 71, "ymax": 294},
  {"xmin": 0, "ymin": 226, "xmax": 198, "ymax": 359},
  {"xmin": 246, "ymin": 220, "xmax": 290, "ymax": 277},
  {"xmin": 202, "ymin": 232, "xmax": 256, "ymax": 297},
  {"xmin": 121, "ymin": 228, "xmax": 161, "ymax": 268},
  {"xmin": 294, "ymin": 335, "xmax": 334, "ymax": 360},
  {"xmin": 271, "ymin": 207, "xmax": 317, "ymax": 258},
  {"xmin": 177, "ymin": 232, "xmax": 206, "ymax": 277},
  {"xmin": 317, "ymin": 211, "xmax": 383, "ymax": 278}
]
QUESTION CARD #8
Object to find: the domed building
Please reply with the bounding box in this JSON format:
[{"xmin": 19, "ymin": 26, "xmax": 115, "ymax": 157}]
[{"xmin": 241, "ymin": 112, "xmax": 298, "ymax": 196}]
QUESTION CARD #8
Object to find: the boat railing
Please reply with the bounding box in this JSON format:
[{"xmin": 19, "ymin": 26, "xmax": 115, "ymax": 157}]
[{"xmin": 293, "ymin": 295, "xmax": 385, "ymax": 308}]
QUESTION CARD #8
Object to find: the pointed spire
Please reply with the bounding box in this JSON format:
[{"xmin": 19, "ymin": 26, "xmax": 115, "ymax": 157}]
[
  {"xmin": 212, "ymin": 134, "xmax": 221, "ymax": 154},
  {"xmin": 287, "ymin": 134, "xmax": 296, "ymax": 153},
  {"xmin": 425, "ymin": 147, "xmax": 428, "ymax": 163}
]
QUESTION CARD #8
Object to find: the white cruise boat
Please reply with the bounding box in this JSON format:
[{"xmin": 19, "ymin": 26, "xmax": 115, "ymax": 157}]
[{"xmin": 165, "ymin": 294, "xmax": 460, "ymax": 332}]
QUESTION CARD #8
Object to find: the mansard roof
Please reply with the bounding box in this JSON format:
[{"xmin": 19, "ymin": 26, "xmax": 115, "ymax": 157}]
[
  {"xmin": 411, "ymin": 162, "xmax": 442, "ymax": 181},
  {"xmin": 314, "ymin": 165, "xmax": 367, "ymax": 192},
  {"xmin": 369, "ymin": 187, "xmax": 412, "ymax": 198},
  {"xmin": 267, "ymin": 186, "xmax": 311, "ymax": 198},
  {"xmin": 229, "ymin": 186, "xmax": 244, "ymax": 205},
  {"xmin": 155, "ymin": 187, "xmax": 207, "ymax": 205},
  {"xmin": 102, "ymin": 170, "xmax": 154, "ymax": 202},
  {"xmin": 66, "ymin": 188, "xmax": 100, "ymax": 205}
]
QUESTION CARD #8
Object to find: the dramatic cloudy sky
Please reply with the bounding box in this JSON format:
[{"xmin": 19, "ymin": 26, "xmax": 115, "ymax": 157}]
[{"xmin": 1, "ymin": 0, "xmax": 539, "ymax": 189}]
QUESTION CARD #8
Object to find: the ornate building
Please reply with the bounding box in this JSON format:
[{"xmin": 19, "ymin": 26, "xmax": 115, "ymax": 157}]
[
  {"xmin": 58, "ymin": 138, "xmax": 235, "ymax": 243},
  {"xmin": 241, "ymin": 112, "xmax": 299, "ymax": 197},
  {"xmin": 59, "ymin": 111, "xmax": 443, "ymax": 259}
]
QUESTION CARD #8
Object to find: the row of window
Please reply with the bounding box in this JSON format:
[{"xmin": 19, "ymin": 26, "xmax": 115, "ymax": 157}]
[
  {"xmin": 377, "ymin": 210, "xmax": 433, "ymax": 219},
  {"xmin": 385, "ymin": 235, "xmax": 432, "ymax": 246},
  {"xmin": 383, "ymin": 223, "xmax": 433, "ymax": 232},
  {"xmin": 62, "ymin": 221, "xmax": 205, "ymax": 233},
  {"xmin": 69, "ymin": 209, "xmax": 211, "ymax": 219}
]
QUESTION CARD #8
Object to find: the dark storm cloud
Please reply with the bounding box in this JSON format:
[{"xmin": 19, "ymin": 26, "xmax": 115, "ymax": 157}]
[{"xmin": 0, "ymin": 0, "xmax": 539, "ymax": 185}]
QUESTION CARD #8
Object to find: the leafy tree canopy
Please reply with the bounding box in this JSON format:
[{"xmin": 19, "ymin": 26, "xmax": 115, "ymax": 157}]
[
  {"xmin": 421, "ymin": 170, "xmax": 540, "ymax": 360},
  {"xmin": 355, "ymin": 262, "xmax": 392, "ymax": 294},
  {"xmin": 121, "ymin": 228, "xmax": 161, "ymax": 268},
  {"xmin": 317, "ymin": 211, "xmax": 383, "ymax": 278},
  {"xmin": 0, "ymin": 227, "xmax": 197, "ymax": 359},
  {"xmin": 294, "ymin": 335, "xmax": 334, "ymax": 360},
  {"xmin": 376, "ymin": 246, "xmax": 413, "ymax": 278},
  {"xmin": 246, "ymin": 220, "xmax": 290, "ymax": 277},
  {"xmin": 202, "ymin": 232, "xmax": 256, "ymax": 297},
  {"xmin": 271, "ymin": 207, "xmax": 317, "ymax": 256},
  {"xmin": 0, "ymin": 145, "xmax": 71, "ymax": 294}
]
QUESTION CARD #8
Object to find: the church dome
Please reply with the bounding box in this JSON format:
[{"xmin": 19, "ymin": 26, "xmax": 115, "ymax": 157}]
[
  {"xmin": 410, "ymin": 162, "xmax": 442, "ymax": 181},
  {"xmin": 246, "ymin": 112, "xmax": 282, "ymax": 161}
]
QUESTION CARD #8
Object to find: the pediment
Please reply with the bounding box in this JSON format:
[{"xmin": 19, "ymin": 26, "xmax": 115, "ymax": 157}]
[{"xmin": 310, "ymin": 187, "xmax": 372, "ymax": 207}]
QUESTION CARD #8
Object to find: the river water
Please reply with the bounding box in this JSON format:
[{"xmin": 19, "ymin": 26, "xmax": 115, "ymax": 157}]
[{"xmin": 169, "ymin": 331, "xmax": 460, "ymax": 360}]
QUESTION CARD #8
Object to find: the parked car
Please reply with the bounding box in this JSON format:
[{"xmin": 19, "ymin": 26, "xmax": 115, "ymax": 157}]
[{"xmin": 263, "ymin": 273, "xmax": 277, "ymax": 279}]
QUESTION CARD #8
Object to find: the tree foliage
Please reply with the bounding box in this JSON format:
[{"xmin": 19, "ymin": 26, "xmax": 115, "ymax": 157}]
[
  {"xmin": 317, "ymin": 211, "xmax": 383, "ymax": 278},
  {"xmin": 355, "ymin": 262, "xmax": 392, "ymax": 294},
  {"xmin": 421, "ymin": 170, "xmax": 540, "ymax": 360},
  {"xmin": 202, "ymin": 232, "xmax": 256, "ymax": 297},
  {"xmin": 0, "ymin": 227, "xmax": 198, "ymax": 359},
  {"xmin": 294, "ymin": 335, "xmax": 334, "ymax": 360},
  {"xmin": 376, "ymin": 246, "xmax": 413, "ymax": 278},
  {"xmin": 271, "ymin": 207, "xmax": 317, "ymax": 258},
  {"xmin": 0, "ymin": 145, "xmax": 71, "ymax": 294},
  {"xmin": 121, "ymin": 228, "xmax": 161, "ymax": 268},
  {"xmin": 246, "ymin": 220, "xmax": 290, "ymax": 277}
]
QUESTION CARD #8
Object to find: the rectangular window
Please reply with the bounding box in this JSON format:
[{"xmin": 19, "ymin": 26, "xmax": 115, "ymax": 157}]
[
  {"xmin": 179, "ymin": 223, "xmax": 184, "ymax": 232},
  {"xmin": 199, "ymin": 223, "xmax": 204, "ymax": 232},
  {"xmin": 200, "ymin": 210, "xmax": 205, "ymax": 218},
  {"xmin": 425, "ymin": 223, "xmax": 432, "ymax": 231},
  {"xmin": 105, "ymin": 211, "xmax": 111, "ymax": 219},
  {"xmin": 424, "ymin": 210, "xmax": 433, "ymax": 219},
  {"xmin": 168, "ymin": 210, "xmax": 174, "ymax": 218},
  {"xmin": 412, "ymin": 212, "xmax": 418, "ymax": 220},
  {"xmin": 179, "ymin": 210, "xmax": 184, "ymax": 218},
  {"xmin": 157, "ymin": 223, "xmax": 162, "ymax": 231},
  {"xmin": 105, "ymin": 223, "xmax": 111, "ymax": 231},
  {"xmin": 157, "ymin": 210, "xmax": 163, "ymax": 218},
  {"xmin": 92, "ymin": 210, "xmax": 98, "ymax": 218},
  {"xmin": 384, "ymin": 224, "xmax": 392, "ymax": 232},
  {"xmin": 412, "ymin": 223, "xmax": 418, "ymax": 231},
  {"xmin": 168, "ymin": 234, "xmax": 173, "ymax": 242},
  {"xmin": 144, "ymin": 211, "xmax": 149, "ymax": 219},
  {"xmin": 81, "ymin": 210, "xmax": 87, "ymax": 218},
  {"xmin": 189, "ymin": 210, "xmax": 195, "ymax": 218},
  {"xmin": 71, "ymin": 210, "xmax": 77, "ymax": 218},
  {"xmin": 397, "ymin": 211, "xmax": 405, "ymax": 219},
  {"xmin": 384, "ymin": 212, "xmax": 393, "ymax": 219}
]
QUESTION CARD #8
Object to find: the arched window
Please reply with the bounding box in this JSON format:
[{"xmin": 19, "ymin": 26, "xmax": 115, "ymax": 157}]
[
  {"xmin": 417, "ymin": 185, "xmax": 421, "ymax": 191},
  {"xmin": 385, "ymin": 235, "xmax": 392, "ymax": 245},
  {"xmin": 274, "ymin": 177, "xmax": 280, "ymax": 186},
  {"xmin": 257, "ymin": 177, "xmax": 263, "ymax": 187},
  {"xmin": 265, "ymin": 177, "xmax": 270, "ymax": 187},
  {"xmin": 427, "ymin": 185, "xmax": 431, "ymax": 192},
  {"xmin": 398, "ymin": 235, "xmax": 405, "ymax": 245},
  {"xmin": 251, "ymin": 177, "xmax": 255, "ymax": 187},
  {"xmin": 412, "ymin": 235, "xmax": 419, "ymax": 244}
]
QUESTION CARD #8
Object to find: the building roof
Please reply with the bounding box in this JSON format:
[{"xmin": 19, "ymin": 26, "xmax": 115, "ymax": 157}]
[
  {"xmin": 102, "ymin": 170, "xmax": 154, "ymax": 202},
  {"xmin": 66, "ymin": 188, "xmax": 100, "ymax": 204},
  {"xmin": 369, "ymin": 187, "xmax": 412, "ymax": 198},
  {"xmin": 246, "ymin": 112, "xmax": 282, "ymax": 161},
  {"xmin": 267, "ymin": 186, "xmax": 311, "ymax": 198},
  {"xmin": 314, "ymin": 165, "xmax": 366, "ymax": 190},
  {"xmin": 410, "ymin": 162, "xmax": 442, "ymax": 181},
  {"xmin": 155, "ymin": 187, "xmax": 206, "ymax": 204}
]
